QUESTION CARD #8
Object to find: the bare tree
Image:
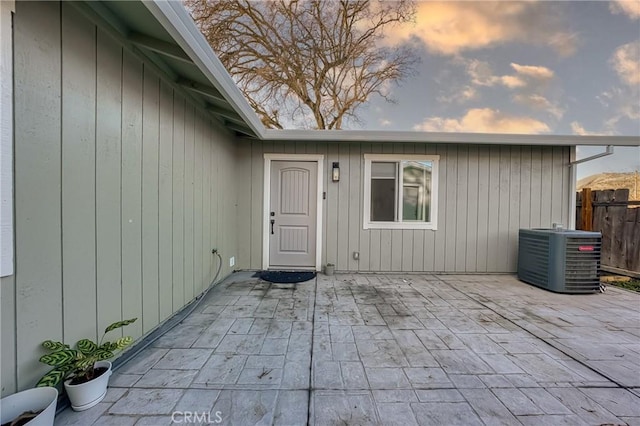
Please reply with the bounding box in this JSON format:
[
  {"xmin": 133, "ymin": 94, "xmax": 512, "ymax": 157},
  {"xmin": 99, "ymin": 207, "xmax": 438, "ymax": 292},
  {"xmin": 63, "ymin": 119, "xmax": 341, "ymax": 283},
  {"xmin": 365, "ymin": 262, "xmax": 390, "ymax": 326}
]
[{"xmin": 185, "ymin": 0, "xmax": 417, "ymax": 129}]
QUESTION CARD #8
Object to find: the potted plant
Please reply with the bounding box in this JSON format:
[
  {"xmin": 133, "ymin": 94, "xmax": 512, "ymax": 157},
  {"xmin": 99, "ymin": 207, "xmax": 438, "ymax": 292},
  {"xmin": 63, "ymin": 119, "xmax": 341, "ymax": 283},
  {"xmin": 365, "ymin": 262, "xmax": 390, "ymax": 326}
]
[
  {"xmin": 36, "ymin": 318, "xmax": 137, "ymax": 411},
  {"xmin": 325, "ymin": 263, "xmax": 335, "ymax": 276},
  {"xmin": 0, "ymin": 387, "xmax": 57, "ymax": 426}
]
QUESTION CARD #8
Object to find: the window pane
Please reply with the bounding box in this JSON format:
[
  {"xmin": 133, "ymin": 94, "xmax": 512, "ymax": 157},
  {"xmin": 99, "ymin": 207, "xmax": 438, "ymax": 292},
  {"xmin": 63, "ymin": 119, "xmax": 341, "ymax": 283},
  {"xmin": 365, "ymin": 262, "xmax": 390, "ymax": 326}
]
[
  {"xmin": 371, "ymin": 178, "xmax": 396, "ymax": 221},
  {"xmin": 403, "ymin": 186, "xmax": 420, "ymax": 220},
  {"xmin": 402, "ymin": 161, "xmax": 432, "ymax": 222},
  {"xmin": 371, "ymin": 162, "xmax": 396, "ymax": 178}
]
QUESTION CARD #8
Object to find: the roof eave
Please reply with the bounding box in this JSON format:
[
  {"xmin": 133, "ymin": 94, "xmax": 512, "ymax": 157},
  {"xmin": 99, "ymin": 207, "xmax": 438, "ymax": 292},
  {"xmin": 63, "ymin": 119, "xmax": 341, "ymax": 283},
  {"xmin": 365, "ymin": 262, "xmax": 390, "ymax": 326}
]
[
  {"xmin": 262, "ymin": 129, "xmax": 640, "ymax": 146},
  {"xmin": 143, "ymin": 0, "xmax": 266, "ymax": 138}
]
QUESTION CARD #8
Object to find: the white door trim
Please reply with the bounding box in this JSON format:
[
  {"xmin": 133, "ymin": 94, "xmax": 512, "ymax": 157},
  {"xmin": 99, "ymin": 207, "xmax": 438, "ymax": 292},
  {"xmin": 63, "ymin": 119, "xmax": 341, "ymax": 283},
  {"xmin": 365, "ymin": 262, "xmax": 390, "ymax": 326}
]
[{"xmin": 263, "ymin": 153, "xmax": 324, "ymax": 271}]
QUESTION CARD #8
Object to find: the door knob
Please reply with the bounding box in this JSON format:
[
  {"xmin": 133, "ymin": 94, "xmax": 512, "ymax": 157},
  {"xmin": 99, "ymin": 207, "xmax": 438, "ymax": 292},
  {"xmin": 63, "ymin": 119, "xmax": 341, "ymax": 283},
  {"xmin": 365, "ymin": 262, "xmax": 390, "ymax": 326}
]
[{"xmin": 270, "ymin": 219, "xmax": 275, "ymax": 234}]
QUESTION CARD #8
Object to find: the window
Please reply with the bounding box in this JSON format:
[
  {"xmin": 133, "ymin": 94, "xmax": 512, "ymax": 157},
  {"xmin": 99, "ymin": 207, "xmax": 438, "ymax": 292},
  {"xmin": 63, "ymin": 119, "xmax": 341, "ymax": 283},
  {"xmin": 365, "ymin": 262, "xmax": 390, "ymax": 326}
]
[{"xmin": 363, "ymin": 154, "xmax": 439, "ymax": 230}]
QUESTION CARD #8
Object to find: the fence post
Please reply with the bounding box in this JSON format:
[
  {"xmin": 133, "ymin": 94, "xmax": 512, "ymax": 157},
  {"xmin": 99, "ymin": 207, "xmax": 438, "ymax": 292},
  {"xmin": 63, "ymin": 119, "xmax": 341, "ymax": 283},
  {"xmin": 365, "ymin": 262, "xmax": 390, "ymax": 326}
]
[{"xmin": 581, "ymin": 188, "xmax": 593, "ymax": 231}]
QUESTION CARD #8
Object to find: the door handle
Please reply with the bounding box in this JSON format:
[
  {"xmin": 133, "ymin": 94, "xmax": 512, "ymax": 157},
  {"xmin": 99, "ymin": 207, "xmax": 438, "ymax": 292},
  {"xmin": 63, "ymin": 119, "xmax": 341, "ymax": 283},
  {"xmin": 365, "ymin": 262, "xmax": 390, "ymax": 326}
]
[{"xmin": 270, "ymin": 219, "xmax": 275, "ymax": 235}]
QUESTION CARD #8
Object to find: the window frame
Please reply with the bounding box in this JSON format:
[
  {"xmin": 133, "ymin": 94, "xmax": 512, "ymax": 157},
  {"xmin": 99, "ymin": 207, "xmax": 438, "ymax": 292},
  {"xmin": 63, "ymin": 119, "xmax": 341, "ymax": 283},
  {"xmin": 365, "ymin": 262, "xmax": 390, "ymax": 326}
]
[{"xmin": 363, "ymin": 153, "xmax": 439, "ymax": 230}]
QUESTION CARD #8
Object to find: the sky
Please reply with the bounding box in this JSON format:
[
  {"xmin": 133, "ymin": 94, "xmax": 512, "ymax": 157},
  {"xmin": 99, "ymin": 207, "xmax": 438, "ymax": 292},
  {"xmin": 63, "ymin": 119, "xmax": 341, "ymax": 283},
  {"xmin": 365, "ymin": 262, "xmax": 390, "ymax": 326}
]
[{"xmin": 349, "ymin": 0, "xmax": 640, "ymax": 179}]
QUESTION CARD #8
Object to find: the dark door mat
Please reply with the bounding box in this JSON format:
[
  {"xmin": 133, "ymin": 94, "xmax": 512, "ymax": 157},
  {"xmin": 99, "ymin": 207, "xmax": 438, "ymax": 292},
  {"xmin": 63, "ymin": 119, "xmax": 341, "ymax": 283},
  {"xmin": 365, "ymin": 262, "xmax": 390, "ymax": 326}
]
[{"xmin": 255, "ymin": 271, "xmax": 316, "ymax": 283}]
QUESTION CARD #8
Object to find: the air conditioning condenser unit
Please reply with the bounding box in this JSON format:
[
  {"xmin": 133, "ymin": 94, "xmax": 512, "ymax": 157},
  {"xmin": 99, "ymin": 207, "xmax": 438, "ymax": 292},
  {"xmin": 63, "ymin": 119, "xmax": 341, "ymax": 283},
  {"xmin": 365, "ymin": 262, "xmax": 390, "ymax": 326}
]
[{"xmin": 518, "ymin": 229, "xmax": 602, "ymax": 294}]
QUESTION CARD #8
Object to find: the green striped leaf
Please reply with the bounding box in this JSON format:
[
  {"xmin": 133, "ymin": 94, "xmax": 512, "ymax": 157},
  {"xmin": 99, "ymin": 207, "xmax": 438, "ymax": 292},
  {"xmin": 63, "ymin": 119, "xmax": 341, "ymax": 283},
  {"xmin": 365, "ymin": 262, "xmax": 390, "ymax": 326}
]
[
  {"xmin": 76, "ymin": 356, "xmax": 97, "ymax": 371},
  {"xmin": 39, "ymin": 350, "xmax": 76, "ymax": 367},
  {"xmin": 42, "ymin": 340, "xmax": 68, "ymax": 351},
  {"xmin": 94, "ymin": 350, "xmax": 114, "ymax": 361},
  {"xmin": 115, "ymin": 336, "xmax": 133, "ymax": 350},
  {"xmin": 104, "ymin": 318, "xmax": 137, "ymax": 334},
  {"xmin": 36, "ymin": 369, "xmax": 66, "ymax": 388},
  {"xmin": 76, "ymin": 339, "xmax": 97, "ymax": 355},
  {"xmin": 100, "ymin": 342, "xmax": 118, "ymax": 351}
]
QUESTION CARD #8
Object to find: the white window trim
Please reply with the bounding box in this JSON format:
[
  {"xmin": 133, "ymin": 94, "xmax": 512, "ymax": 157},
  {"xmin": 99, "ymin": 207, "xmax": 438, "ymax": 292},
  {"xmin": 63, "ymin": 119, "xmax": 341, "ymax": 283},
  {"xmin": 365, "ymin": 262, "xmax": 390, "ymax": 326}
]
[
  {"xmin": 0, "ymin": 1, "xmax": 15, "ymax": 277},
  {"xmin": 263, "ymin": 153, "xmax": 324, "ymax": 271},
  {"xmin": 363, "ymin": 153, "xmax": 439, "ymax": 230}
]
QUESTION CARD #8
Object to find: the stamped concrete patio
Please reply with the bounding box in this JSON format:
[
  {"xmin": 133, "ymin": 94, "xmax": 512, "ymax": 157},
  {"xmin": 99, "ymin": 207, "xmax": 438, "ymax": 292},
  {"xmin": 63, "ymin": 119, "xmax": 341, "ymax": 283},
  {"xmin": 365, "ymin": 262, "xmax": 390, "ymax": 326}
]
[{"xmin": 56, "ymin": 272, "xmax": 640, "ymax": 425}]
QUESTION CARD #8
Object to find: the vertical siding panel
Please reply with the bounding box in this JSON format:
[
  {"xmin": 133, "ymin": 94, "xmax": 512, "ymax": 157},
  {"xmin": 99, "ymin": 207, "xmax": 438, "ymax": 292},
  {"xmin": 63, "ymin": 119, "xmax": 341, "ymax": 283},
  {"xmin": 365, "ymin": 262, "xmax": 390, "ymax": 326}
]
[
  {"xmin": 141, "ymin": 67, "xmax": 160, "ymax": 333},
  {"xmin": 486, "ymin": 145, "xmax": 500, "ymax": 271},
  {"xmin": 508, "ymin": 147, "xmax": 521, "ymax": 271},
  {"xmin": 497, "ymin": 146, "xmax": 511, "ymax": 272},
  {"xmin": 172, "ymin": 95, "xmax": 185, "ymax": 311},
  {"xmin": 422, "ymin": 144, "xmax": 437, "ymax": 271},
  {"xmin": 411, "ymin": 144, "xmax": 426, "ymax": 271},
  {"xmin": 202, "ymin": 117, "xmax": 211, "ymax": 285},
  {"xmin": 444, "ymin": 145, "xmax": 458, "ymax": 271},
  {"xmin": 194, "ymin": 112, "xmax": 204, "ymax": 294},
  {"xmin": 465, "ymin": 145, "xmax": 479, "ymax": 272},
  {"xmin": 210, "ymin": 131, "xmax": 221, "ymax": 272},
  {"xmin": 540, "ymin": 147, "xmax": 553, "ymax": 227},
  {"xmin": 519, "ymin": 147, "xmax": 532, "ymax": 229},
  {"xmin": 61, "ymin": 4, "xmax": 97, "ymax": 342},
  {"xmin": 358, "ymin": 143, "xmax": 371, "ymax": 271},
  {"xmin": 95, "ymin": 30, "xmax": 123, "ymax": 337},
  {"xmin": 250, "ymin": 140, "xmax": 263, "ymax": 269},
  {"xmin": 318, "ymin": 142, "xmax": 328, "ymax": 267},
  {"xmin": 530, "ymin": 146, "xmax": 542, "ymax": 228},
  {"xmin": 475, "ymin": 146, "xmax": 490, "ymax": 272},
  {"xmin": 326, "ymin": 143, "xmax": 339, "ymax": 265},
  {"xmin": 237, "ymin": 139, "xmax": 251, "ymax": 269},
  {"xmin": 183, "ymin": 104, "xmax": 195, "ymax": 302},
  {"xmin": 121, "ymin": 51, "xmax": 143, "ymax": 339},
  {"xmin": 348, "ymin": 144, "xmax": 361, "ymax": 271},
  {"xmin": 158, "ymin": 83, "xmax": 173, "ymax": 320},
  {"xmin": 1, "ymin": 277, "xmax": 16, "ymax": 395},
  {"xmin": 402, "ymin": 144, "xmax": 415, "ymax": 272},
  {"xmin": 433, "ymin": 144, "xmax": 447, "ymax": 271},
  {"xmin": 391, "ymin": 144, "xmax": 404, "ymax": 272},
  {"xmin": 551, "ymin": 146, "xmax": 568, "ymax": 228},
  {"xmin": 368, "ymin": 143, "xmax": 382, "ymax": 271},
  {"xmin": 337, "ymin": 143, "xmax": 350, "ymax": 270},
  {"xmin": 14, "ymin": 1, "xmax": 63, "ymax": 387},
  {"xmin": 455, "ymin": 145, "xmax": 468, "ymax": 271},
  {"xmin": 379, "ymin": 143, "xmax": 393, "ymax": 271}
]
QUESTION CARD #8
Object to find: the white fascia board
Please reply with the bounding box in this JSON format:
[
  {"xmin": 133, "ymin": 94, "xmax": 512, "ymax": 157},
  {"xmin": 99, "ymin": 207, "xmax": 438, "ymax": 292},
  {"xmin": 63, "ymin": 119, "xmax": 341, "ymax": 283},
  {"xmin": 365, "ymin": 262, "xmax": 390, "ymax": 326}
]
[
  {"xmin": 144, "ymin": 0, "xmax": 266, "ymax": 137},
  {"xmin": 263, "ymin": 129, "xmax": 640, "ymax": 146},
  {"xmin": 0, "ymin": 0, "xmax": 14, "ymax": 277}
]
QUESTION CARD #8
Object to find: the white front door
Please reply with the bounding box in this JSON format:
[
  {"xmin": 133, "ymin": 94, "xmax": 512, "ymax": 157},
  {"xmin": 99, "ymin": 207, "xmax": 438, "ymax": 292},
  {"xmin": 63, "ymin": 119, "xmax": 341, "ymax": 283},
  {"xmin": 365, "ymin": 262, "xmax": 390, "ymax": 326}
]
[{"xmin": 269, "ymin": 161, "xmax": 318, "ymax": 268}]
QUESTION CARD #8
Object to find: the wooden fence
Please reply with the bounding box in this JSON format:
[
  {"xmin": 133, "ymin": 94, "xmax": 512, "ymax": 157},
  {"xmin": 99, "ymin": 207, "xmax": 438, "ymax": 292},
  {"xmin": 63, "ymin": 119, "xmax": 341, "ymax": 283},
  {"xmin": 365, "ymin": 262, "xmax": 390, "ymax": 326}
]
[{"xmin": 576, "ymin": 188, "xmax": 640, "ymax": 274}]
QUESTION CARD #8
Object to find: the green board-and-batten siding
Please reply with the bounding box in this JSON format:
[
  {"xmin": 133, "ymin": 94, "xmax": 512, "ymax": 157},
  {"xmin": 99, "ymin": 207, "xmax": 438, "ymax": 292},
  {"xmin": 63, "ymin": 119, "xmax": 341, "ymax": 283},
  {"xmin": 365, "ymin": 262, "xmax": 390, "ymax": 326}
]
[
  {"xmin": 236, "ymin": 140, "xmax": 571, "ymax": 273},
  {"xmin": 2, "ymin": 1, "xmax": 238, "ymax": 394}
]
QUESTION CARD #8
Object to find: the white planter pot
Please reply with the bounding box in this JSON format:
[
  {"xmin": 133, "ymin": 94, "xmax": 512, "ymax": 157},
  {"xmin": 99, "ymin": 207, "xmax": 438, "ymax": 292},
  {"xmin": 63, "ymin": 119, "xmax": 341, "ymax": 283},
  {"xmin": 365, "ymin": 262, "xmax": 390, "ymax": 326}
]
[
  {"xmin": 325, "ymin": 264, "xmax": 335, "ymax": 276},
  {"xmin": 0, "ymin": 387, "xmax": 57, "ymax": 426},
  {"xmin": 64, "ymin": 361, "xmax": 112, "ymax": 411}
]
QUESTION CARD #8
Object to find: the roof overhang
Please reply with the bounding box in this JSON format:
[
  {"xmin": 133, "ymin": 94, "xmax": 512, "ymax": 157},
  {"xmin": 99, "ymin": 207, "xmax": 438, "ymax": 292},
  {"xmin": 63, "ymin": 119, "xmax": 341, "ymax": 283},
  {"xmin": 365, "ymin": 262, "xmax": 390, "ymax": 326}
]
[
  {"xmin": 85, "ymin": 0, "xmax": 640, "ymax": 148},
  {"xmin": 261, "ymin": 129, "xmax": 640, "ymax": 146}
]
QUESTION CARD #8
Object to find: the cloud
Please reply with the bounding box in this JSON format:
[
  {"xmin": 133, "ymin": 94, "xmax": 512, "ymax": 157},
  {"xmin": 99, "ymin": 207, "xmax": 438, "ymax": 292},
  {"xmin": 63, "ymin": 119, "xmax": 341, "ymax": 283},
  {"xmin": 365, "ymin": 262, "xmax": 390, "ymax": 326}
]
[
  {"xmin": 510, "ymin": 64, "xmax": 555, "ymax": 80},
  {"xmin": 598, "ymin": 86, "xmax": 640, "ymax": 130},
  {"xmin": 384, "ymin": 2, "xmax": 577, "ymax": 56},
  {"xmin": 610, "ymin": 41, "xmax": 640, "ymax": 86},
  {"xmin": 570, "ymin": 122, "xmax": 616, "ymax": 136},
  {"xmin": 610, "ymin": 0, "xmax": 640, "ymax": 20},
  {"xmin": 379, "ymin": 118, "xmax": 392, "ymax": 127},
  {"xmin": 465, "ymin": 61, "xmax": 554, "ymax": 89},
  {"xmin": 437, "ymin": 86, "xmax": 478, "ymax": 104},
  {"xmin": 413, "ymin": 108, "xmax": 550, "ymax": 134},
  {"xmin": 514, "ymin": 94, "xmax": 565, "ymax": 119}
]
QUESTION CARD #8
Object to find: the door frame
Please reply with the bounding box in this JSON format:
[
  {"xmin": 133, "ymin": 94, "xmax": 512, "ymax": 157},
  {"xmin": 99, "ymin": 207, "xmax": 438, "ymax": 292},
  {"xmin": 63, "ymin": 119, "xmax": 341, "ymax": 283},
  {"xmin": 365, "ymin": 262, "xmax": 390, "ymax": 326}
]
[{"xmin": 263, "ymin": 153, "xmax": 324, "ymax": 271}]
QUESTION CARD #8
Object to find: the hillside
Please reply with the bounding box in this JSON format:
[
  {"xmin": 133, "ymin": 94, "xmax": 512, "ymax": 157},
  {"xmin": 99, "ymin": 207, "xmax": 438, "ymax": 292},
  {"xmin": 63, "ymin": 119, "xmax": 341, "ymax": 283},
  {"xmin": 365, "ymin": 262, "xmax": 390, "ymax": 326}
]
[{"xmin": 577, "ymin": 172, "xmax": 640, "ymax": 201}]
